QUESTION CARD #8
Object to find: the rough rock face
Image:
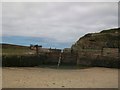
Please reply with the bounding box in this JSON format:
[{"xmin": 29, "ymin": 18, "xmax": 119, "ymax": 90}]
[{"xmin": 71, "ymin": 28, "xmax": 120, "ymax": 52}]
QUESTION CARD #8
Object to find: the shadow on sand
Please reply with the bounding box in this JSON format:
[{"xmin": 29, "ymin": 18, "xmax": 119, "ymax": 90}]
[{"xmin": 34, "ymin": 65, "xmax": 92, "ymax": 70}]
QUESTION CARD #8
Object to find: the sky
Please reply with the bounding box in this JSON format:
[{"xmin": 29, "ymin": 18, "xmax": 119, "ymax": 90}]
[{"xmin": 2, "ymin": 2, "xmax": 118, "ymax": 49}]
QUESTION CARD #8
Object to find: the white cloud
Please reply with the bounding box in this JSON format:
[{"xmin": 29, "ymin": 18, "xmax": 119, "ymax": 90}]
[
  {"xmin": 1, "ymin": 0, "xmax": 119, "ymax": 2},
  {"xmin": 2, "ymin": 2, "xmax": 118, "ymax": 44}
]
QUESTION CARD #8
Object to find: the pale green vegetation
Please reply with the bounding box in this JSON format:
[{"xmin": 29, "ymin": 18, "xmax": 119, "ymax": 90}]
[{"xmin": 1, "ymin": 44, "xmax": 35, "ymax": 56}]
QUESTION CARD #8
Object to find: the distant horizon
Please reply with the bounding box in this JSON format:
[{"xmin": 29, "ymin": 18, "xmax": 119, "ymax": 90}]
[
  {"xmin": 2, "ymin": 26, "xmax": 119, "ymax": 49},
  {"xmin": 2, "ymin": 2, "xmax": 118, "ymax": 49},
  {"xmin": 1, "ymin": 42, "xmax": 64, "ymax": 49}
]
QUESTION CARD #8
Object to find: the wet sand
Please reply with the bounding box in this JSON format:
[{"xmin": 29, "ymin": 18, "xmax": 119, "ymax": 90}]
[{"xmin": 2, "ymin": 67, "xmax": 118, "ymax": 88}]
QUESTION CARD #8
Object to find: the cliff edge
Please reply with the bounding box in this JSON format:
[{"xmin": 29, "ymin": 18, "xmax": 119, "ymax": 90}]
[{"xmin": 71, "ymin": 28, "xmax": 120, "ymax": 52}]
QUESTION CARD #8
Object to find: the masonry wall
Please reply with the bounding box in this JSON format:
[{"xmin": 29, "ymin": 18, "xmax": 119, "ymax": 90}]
[
  {"xmin": 2, "ymin": 48, "xmax": 120, "ymax": 68},
  {"xmin": 76, "ymin": 48, "xmax": 119, "ymax": 68},
  {"xmin": 2, "ymin": 55, "xmax": 44, "ymax": 67},
  {"xmin": 2, "ymin": 51, "xmax": 76, "ymax": 66},
  {"xmin": 61, "ymin": 52, "xmax": 77, "ymax": 65},
  {"xmin": 76, "ymin": 49, "xmax": 101, "ymax": 66},
  {"xmin": 42, "ymin": 52, "xmax": 60, "ymax": 64}
]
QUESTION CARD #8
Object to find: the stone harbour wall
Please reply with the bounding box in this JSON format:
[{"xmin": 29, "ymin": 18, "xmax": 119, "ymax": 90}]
[{"xmin": 2, "ymin": 48, "xmax": 120, "ymax": 68}]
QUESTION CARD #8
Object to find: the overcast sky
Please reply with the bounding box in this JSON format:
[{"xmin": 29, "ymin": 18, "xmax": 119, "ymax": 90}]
[{"xmin": 2, "ymin": 2, "xmax": 118, "ymax": 49}]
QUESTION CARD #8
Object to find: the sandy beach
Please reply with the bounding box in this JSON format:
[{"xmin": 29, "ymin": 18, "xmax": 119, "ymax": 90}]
[{"xmin": 2, "ymin": 67, "xmax": 118, "ymax": 88}]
